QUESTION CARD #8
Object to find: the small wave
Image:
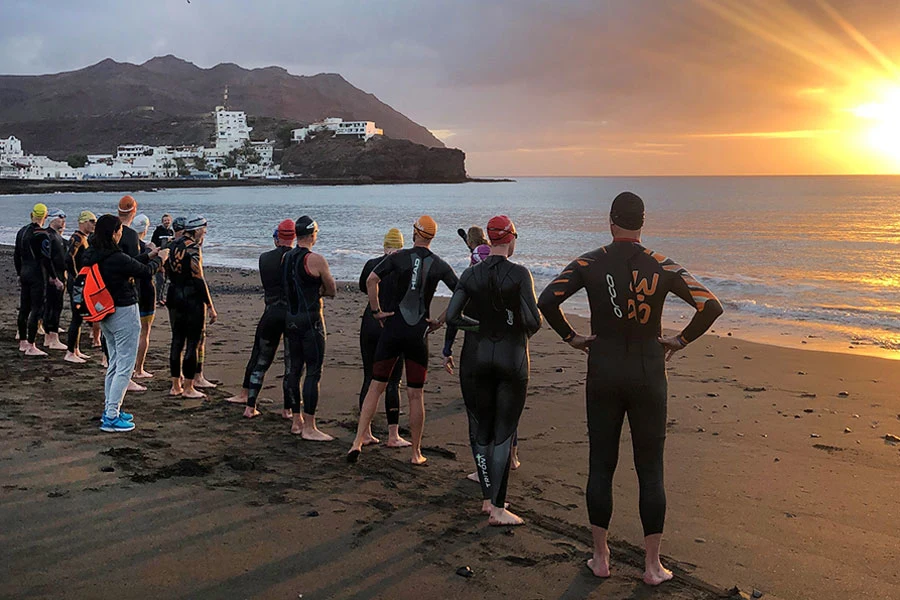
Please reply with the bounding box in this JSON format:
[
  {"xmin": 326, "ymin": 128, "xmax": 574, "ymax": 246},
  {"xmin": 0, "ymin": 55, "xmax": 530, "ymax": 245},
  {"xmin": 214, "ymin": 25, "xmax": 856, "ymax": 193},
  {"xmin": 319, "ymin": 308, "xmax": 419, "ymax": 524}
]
[{"xmin": 725, "ymin": 298, "xmax": 900, "ymax": 332}]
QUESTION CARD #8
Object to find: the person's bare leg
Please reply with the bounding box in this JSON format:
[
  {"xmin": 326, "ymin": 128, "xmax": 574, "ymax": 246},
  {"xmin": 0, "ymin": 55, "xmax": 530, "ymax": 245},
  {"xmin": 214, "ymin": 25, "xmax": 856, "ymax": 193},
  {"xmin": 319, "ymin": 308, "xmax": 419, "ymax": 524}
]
[
  {"xmin": 361, "ymin": 423, "xmax": 380, "ymax": 446},
  {"xmin": 407, "ymin": 387, "xmax": 426, "ymax": 465},
  {"xmin": 19, "ymin": 339, "xmax": 29, "ymax": 352},
  {"xmin": 226, "ymin": 388, "xmax": 249, "ymax": 404},
  {"xmin": 290, "ymin": 412, "xmax": 305, "ymax": 434},
  {"xmin": 91, "ymin": 324, "xmax": 101, "ymax": 347},
  {"xmin": 642, "ymin": 534, "xmax": 673, "ymax": 585},
  {"xmin": 75, "ymin": 348, "xmax": 90, "ymax": 360},
  {"xmin": 511, "ymin": 445, "xmax": 521, "ymax": 470},
  {"xmin": 348, "ymin": 381, "xmax": 388, "ymax": 461},
  {"xmin": 133, "ymin": 320, "xmax": 153, "ymax": 377},
  {"xmin": 170, "ymin": 376, "xmax": 184, "ymax": 396},
  {"xmin": 282, "ymin": 408, "xmax": 293, "ymax": 419},
  {"xmin": 302, "ymin": 414, "xmax": 334, "ymax": 441},
  {"xmin": 587, "ymin": 525, "xmax": 611, "ymax": 578},
  {"xmin": 243, "ymin": 405, "xmax": 260, "ymax": 418},
  {"xmin": 64, "ymin": 350, "xmax": 86, "ymax": 364},
  {"xmin": 489, "ymin": 504, "xmax": 524, "ymax": 526},
  {"xmin": 386, "ymin": 424, "xmax": 410, "ymax": 447}
]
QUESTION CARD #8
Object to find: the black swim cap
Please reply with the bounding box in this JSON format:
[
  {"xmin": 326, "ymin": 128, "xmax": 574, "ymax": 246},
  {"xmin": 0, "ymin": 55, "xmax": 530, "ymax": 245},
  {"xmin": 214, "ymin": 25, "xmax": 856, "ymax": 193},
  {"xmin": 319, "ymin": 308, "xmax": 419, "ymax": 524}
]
[
  {"xmin": 295, "ymin": 215, "xmax": 318, "ymax": 237},
  {"xmin": 610, "ymin": 192, "xmax": 644, "ymax": 230}
]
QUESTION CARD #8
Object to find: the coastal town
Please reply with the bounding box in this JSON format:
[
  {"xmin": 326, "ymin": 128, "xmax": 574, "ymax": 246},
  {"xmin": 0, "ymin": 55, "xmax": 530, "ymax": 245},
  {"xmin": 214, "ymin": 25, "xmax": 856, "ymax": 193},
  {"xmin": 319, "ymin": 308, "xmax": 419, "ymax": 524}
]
[{"xmin": 0, "ymin": 96, "xmax": 383, "ymax": 181}]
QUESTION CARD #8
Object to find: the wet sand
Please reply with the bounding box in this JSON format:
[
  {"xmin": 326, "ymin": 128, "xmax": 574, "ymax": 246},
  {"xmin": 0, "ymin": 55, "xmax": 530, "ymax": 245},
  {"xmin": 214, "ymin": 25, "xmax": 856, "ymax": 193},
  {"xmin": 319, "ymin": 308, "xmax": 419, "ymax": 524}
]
[{"xmin": 1, "ymin": 246, "xmax": 898, "ymax": 599}]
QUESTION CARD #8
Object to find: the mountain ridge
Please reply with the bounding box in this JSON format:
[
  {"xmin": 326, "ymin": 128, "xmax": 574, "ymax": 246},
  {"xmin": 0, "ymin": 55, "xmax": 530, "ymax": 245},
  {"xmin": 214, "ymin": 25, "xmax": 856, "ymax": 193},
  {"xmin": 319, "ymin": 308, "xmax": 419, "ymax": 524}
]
[{"xmin": 0, "ymin": 56, "xmax": 444, "ymax": 155}]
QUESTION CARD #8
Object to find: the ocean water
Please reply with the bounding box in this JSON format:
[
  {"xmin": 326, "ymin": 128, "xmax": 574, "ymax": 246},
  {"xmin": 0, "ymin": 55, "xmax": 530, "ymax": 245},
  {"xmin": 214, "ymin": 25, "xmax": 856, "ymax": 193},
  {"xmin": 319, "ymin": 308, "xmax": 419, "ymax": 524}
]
[{"xmin": 3, "ymin": 176, "xmax": 900, "ymax": 358}]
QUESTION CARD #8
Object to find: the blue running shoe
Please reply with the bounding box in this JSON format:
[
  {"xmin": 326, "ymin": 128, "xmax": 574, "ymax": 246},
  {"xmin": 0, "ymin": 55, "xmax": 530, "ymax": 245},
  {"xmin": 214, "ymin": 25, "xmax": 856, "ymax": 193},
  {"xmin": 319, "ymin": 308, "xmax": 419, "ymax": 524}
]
[
  {"xmin": 100, "ymin": 416, "xmax": 135, "ymax": 432},
  {"xmin": 119, "ymin": 412, "xmax": 134, "ymax": 421}
]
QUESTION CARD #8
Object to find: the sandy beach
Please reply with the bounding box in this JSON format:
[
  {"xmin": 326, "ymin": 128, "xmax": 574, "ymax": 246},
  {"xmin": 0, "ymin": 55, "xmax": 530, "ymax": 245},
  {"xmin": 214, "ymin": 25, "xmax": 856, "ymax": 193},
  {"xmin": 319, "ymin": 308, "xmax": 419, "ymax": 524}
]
[{"xmin": 1, "ymin": 245, "xmax": 898, "ymax": 600}]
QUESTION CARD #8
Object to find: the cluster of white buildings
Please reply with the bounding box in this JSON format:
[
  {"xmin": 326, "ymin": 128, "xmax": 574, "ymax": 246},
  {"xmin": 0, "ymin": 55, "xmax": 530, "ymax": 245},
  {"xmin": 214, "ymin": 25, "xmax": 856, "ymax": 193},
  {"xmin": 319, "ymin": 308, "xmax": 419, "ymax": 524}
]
[
  {"xmin": 291, "ymin": 117, "xmax": 383, "ymax": 143},
  {"xmin": 1, "ymin": 104, "xmax": 281, "ymax": 181}
]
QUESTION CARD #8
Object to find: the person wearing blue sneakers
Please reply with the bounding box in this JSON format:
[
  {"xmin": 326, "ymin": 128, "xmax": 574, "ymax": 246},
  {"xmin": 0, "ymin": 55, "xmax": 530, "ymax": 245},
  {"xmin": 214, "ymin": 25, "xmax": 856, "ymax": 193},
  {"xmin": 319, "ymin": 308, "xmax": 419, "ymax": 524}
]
[{"xmin": 82, "ymin": 214, "xmax": 168, "ymax": 432}]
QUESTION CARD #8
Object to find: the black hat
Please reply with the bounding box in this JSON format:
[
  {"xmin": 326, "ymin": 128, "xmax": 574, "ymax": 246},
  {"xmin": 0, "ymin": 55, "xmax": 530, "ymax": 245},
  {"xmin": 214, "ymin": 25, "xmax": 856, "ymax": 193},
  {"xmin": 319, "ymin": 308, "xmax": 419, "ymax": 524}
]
[{"xmin": 610, "ymin": 192, "xmax": 644, "ymax": 230}]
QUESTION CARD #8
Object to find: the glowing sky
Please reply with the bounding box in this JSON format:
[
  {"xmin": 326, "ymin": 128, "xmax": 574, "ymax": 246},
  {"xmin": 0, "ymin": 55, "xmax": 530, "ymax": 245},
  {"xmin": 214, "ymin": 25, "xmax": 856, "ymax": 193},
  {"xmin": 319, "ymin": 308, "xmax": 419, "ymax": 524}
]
[{"xmin": 4, "ymin": 0, "xmax": 900, "ymax": 175}]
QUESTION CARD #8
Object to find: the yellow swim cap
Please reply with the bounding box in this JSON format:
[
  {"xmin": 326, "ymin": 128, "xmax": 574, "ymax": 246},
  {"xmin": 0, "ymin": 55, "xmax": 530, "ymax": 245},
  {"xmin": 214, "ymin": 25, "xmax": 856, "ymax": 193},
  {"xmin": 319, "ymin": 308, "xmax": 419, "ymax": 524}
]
[
  {"xmin": 383, "ymin": 227, "xmax": 404, "ymax": 249},
  {"xmin": 31, "ymin": 203, "xmax": 47, "ymax": 218},
  {"xmin": 78, "ymin": 210, "xmax": 97, "ymax": 223}
]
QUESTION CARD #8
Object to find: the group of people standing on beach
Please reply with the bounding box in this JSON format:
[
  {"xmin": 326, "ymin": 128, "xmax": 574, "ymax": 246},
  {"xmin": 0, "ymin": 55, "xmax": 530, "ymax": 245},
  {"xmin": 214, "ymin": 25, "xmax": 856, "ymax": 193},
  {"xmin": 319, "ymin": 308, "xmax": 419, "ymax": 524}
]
[{"xmin": 12, "ymin": 191, "xmax": 723, "ymax": 586}]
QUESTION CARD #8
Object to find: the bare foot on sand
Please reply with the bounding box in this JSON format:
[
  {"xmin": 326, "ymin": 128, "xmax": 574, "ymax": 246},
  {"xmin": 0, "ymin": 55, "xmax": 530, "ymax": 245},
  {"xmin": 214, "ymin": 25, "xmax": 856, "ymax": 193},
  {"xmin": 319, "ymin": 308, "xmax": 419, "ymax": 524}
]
[
  {"xmin": 193, "ymin": 376, "xmax": 217, "ymax": 389},
  {"xmin": 225, "ymin": 391, "xmax": 248, "ymax": 404},
  {"xmin": 587, "ymin": 550, "xmax": 611, "ymax": 578},
  {"xmin": 302, "ymin": 427, "xmax": 335, "ymax": 442},
  {"xmin": 169, "ymin": 386, "xmax": 183, "ymax": 396},
  {"xmin": 410, "ymin": 451, "xmax": 427, "ymax": 466},
  {"xmin": 643, "ymin": 562, "xmax": 673, "ymax": 586},
  {"xmin": 133, "ymin": 370, "xmax": 153, "ymax": 379},
  {"xmin": 44, "ymin": 335, "xmax": 67, "ymax": 351},
  {"xmin": 511, "ymin": 448, "xmax": 521, "ymax": 470},
  {"xmin": 76, "ymin": 350, "xmax": 90, "ymax": 360},
  {"xmin": 25, "ymin": 345, "xmax": 48, "ymax": 357},
  {"xmin": 64, "ymin": 351, "xmax": 86, "ymax": 364},
  {"xmin": 482, "ymin": 500, "xmax": 509, "ymax": 514},
  {"xmin": 290, "ymin": 414, "xmax": 305, "ymax": 434},
  {"xmin": 243, "ymin": 406, "xmax": 260, "ymax": 418},
  {"xmin": 181, "ymin": 387, "xmax": 206, "ymax": 399},
  {"xmin": 361, "ymin": 430, "xmax": 380, "ymax": 446},
  {"xmin": 126, "ymin": 380, "xmax": 146, "ymax": 392},
  {"xmin": 386, "ymin": 435, "xmax": 411, "ymax": 448},
  {"xmin": 18, "ymin": 340, "xmax": 29, "ymax": 352},
  {"xmin": 467, "ymin": 471, "xmax": 479, "ymax": 482},
  {"xmin": 282, "ymin": 409, "xmax": 293, "ymax": 420},
  {"xmin": 489, "ymin": 507, "xmax": 524, "ymax": 526}
]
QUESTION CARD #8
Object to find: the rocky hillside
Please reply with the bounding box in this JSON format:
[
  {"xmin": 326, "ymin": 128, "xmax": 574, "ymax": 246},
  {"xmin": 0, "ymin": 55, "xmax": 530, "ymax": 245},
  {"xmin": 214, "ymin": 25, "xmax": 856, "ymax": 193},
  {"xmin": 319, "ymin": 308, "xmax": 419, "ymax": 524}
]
[
  {"xmin": 0, "ymin": 55, "xmax": 444, "ymax": 157},
  {"xmin": 282, "ymin": 135, "xmax": 466, "ymax": 183}
]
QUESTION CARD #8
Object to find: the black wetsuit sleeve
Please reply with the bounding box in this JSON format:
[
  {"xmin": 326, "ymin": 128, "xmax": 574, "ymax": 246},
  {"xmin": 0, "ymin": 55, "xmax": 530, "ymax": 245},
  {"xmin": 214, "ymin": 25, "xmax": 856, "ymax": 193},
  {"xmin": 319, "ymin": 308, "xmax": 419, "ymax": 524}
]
[
  {"xmin": 519, "ymin": 267, "xmax": 542, "ymax": 337},
  {"xmin": 109, "ymin": 252, "xmax": 162, "ymax": 279},
  {"xmin": 665, "ymin": 260, "xmax": 723, "ymax": 343},
  {"xmin": 439, "ymin": 260, "xmax": 459, "ymax": 293},
  {"xmin": 443, "ymin": 270, "xmax": 473, "ymax": 357},
  {"xmin": 371, "ymin": 252, "xmax": 398, "ymax": 280},
  {"xmin": 359, "ymin": 258, "xmax": 377, "ymax": 294},
  {"xmin": 191, "ymin": 251, "xmax": 213, "ymax": 306},
  {"xmin": 537, "ymin": 258, "xmax": 586, "ymax": 339},
  {"xmin": 40, "ymin": 234, "xmax": 58, "ymax": 280},
  {"xmin": 13, "ymin": 227, "xmax": 24, "ymax": 276}
]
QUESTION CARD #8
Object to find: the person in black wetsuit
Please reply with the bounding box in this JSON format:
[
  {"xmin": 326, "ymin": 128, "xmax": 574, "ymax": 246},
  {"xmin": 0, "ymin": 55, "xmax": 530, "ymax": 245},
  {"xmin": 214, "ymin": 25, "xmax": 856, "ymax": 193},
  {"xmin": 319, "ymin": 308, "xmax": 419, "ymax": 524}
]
[
  {"xmin": 446, "ymin": 215, "xmax": 541, "ymax": 526},
  {"xmin": 537, "ymin": 191, "xmax": 723, "ymax": 586},
  {"xmin": 151, "ymin": 214, "xmax": 173, "ymax": 306},
  {"xmin": 15, "ymin": 203, "xmax": 52, "ymax": 356},
  {"xmin": 224, "ymin": 220, "xmax": 297, "ymax": 419},
  {"xmin": 348, "ymin": 215, "xmax": 459, "ymax": 465},
  {"xmin": 282, "ymin": 215, "xmax": 337, "ymax": 440},
  {"xmin": 42, "ymin": 208, "xmax": 69, "ymax": 352},
  {"xmin": 165, "ymin": 215, "xmax": 218, "ymax": 399},
  {"xmin": 356, "ymin": 227, "xmax": 409, "ymax": 448},
  {"xmin": 64, "ymin": 210, "xmax": 96, "ymax": 364}
]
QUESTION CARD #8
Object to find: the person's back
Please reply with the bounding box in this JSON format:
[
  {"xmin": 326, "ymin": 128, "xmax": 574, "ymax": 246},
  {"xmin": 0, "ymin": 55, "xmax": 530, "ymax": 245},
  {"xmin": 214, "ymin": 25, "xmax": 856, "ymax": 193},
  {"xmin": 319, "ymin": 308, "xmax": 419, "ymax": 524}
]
[
  {"xmin": 376, "ymin": 245, "xmax": 456, "ymax": 327},
  {"xmin": 283, "ymin": 245, "xmax": 323, "ymax": 325},
  {"xmin": 165, "ymin": 237, "xmax": 206, "ymax": 308},
  {"xmin": 259, "ymin": 245, "xmax": 290, "ymax": 306}
]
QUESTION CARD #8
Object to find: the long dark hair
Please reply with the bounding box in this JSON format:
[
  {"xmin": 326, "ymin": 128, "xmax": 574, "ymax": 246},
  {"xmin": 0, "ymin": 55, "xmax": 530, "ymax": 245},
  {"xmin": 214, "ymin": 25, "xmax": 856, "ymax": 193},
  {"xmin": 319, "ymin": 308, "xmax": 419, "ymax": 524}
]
[{"xmin": 92, "ymin": 214, "xmax": 122, "ymax": 252}]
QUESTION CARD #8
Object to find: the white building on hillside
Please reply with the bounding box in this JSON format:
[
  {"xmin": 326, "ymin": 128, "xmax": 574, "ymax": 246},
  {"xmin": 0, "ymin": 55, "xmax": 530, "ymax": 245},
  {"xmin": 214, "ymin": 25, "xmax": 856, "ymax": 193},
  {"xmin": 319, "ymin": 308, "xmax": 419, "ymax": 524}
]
[
  {"xmin": 201, "ymin": 106, "xmax": 275, "ymax": 170},
  {"xmin": 1, "ymin": 136, "xmax": 23, "ymax": 158},
  {"xmin": 291, "ymin": 118, "xmax": 383, "ymax": 142}
]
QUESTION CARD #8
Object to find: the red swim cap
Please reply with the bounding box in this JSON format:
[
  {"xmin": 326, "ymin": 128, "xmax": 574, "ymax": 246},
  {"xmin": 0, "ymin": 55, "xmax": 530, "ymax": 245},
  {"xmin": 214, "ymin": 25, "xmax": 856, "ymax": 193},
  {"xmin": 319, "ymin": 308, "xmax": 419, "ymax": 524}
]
[
  {"xmin": 277, "ymin": 219, "xmax": 296, "ymax": 242},
  {"xmin": 487, "ymin": 215, "xmax": 516, "ymax": 245}
]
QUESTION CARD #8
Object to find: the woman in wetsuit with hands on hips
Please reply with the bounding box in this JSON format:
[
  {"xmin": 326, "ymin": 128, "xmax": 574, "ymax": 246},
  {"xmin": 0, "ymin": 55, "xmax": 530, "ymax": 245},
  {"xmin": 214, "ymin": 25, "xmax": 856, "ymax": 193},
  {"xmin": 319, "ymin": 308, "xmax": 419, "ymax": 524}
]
[{"xmin": 445, "ymin": 215, "xmax": 541, "ymax": 526}]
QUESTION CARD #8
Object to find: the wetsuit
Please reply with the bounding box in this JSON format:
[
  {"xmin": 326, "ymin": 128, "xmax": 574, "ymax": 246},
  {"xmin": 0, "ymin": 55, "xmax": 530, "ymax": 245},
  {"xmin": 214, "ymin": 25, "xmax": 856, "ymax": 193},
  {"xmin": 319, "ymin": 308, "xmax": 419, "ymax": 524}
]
[
  {"xmin": 165, "ymin": 237, "xmax": 212, "ymax": 379},
  {"xmin": 42, "ymin": 227, "xmax": 68, "ymax": 335},
  {"xmin": 371, "ymin": 246, "xmax": 458, "ymax": 388},
  {"xmin": 358, "ymin": 255, "xmax": 403, "ymax": 425},
  {"xmin": 151, "ymin": 225, "xmax": 173, "ymax": 303},
  {"xmin": 447, "ymin": 256, "xmax": 541, "ymax": 508},
  {"xmin": 283, "ymin": 246, "xmax": 326, "ymax": 416},
  {"xmin": 538, "ymin": 240, "xmax": 723, "ymax": 536},
  {"xmin": 65, "ymin": 230, "xmax": 90, "ymax": 352},
  {"xmin": 137, "ymin": 240, "xmax": 157, "ymax": 322},
  {"xmin": 241, "ymin": 245, "xmax": 291, "ymax": 409},
  {"xmin": 14, "ymin": 223, "xmax": 51, "ymax": 344}
]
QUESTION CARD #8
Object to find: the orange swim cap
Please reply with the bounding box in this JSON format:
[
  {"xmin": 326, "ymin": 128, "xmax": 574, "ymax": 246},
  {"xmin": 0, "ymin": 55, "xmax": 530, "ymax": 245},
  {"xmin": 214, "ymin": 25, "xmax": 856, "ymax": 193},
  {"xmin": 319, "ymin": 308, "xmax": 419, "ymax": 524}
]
[
  {"xmin": 413, "ymin": 215, "xmax": 437, "ymax": 240},
  {"xmin": 118, "ymin": 195, "xmax": 137, "ymax": 213}
]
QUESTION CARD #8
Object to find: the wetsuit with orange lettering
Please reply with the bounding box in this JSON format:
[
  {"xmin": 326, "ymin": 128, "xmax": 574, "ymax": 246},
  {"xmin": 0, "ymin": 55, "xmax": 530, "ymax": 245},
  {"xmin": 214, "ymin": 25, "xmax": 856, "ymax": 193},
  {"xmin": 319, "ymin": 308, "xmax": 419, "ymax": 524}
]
[{"xmin": 538, "ymin": 240, "xmax": 723, "ymax": 536}]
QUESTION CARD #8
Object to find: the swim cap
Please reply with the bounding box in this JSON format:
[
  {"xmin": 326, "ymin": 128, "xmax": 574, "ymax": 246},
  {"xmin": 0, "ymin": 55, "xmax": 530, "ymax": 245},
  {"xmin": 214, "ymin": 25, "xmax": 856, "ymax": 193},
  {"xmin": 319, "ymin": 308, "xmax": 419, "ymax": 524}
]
[
  {"xmin": 383, "ymin": 227, "xmax": 404, "ymax": 249},
  {"xmin": 47, "ymin": 208, "xmax": 66, "ymax": 221},
  {"xmin": 118, "ymin": 195, "xmax": 137, "ymax": 213},
  {"xmin": 172, "ymin": 216, "xmax": 186, "ymax": 232},
  {"xmin": 184, "ymin": 215, "xmax": 208, "ymax": 232},
  {"xmin": 487, "ymin": 215, "xmax": 517, "ymax": 245},
  {"xmin": 413, "ymin": 215, "xmax": 437, "ymax": 240},
  {"xmin": 295, "ymin": 215, "xmax": 318, "ymax": 237},
  {"xmin": 610, "ymin": 191, "xmax": 644, "ymax": 230},
  {"xmin": 277, "ymin": 219, "xmax": 296, "ymax": 243},
  {"xmin": 472, "ymin": 244, "xmax": 491, "ymax": 264},
  {"xmin": 78, "ymin": 210, "xmax": 96, "ymax": 223},
  {"xmin": 131, "ymin": 213, "xmax": 150, "ymax": 233},
  {"xmin": 31, "ymin": 203, "xmax": 48, "ymax": 218}
]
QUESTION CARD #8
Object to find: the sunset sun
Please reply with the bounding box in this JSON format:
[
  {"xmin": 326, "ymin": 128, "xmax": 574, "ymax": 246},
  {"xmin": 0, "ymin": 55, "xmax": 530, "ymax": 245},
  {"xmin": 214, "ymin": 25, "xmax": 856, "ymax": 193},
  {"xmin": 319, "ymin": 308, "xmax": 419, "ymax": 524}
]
[{"xmin": 852, "ymin": 85, "xmax": 900, "ymax": 165}]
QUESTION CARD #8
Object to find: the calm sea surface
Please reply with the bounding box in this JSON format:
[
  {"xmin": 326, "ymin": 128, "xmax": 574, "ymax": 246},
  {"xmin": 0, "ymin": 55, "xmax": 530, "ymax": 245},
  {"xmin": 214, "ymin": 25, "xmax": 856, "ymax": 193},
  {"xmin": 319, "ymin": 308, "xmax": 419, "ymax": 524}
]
[{"xmin": 3, "ymin": 176, "xmax": 900, "ymax": 358}]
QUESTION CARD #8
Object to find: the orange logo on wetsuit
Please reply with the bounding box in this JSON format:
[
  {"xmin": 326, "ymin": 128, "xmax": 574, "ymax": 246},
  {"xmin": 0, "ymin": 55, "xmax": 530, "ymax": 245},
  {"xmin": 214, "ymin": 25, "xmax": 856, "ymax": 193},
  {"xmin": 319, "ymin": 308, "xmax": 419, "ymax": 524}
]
[{"xmin": 627, "ymin": 271, "xmax": 658, "ymax": 324}]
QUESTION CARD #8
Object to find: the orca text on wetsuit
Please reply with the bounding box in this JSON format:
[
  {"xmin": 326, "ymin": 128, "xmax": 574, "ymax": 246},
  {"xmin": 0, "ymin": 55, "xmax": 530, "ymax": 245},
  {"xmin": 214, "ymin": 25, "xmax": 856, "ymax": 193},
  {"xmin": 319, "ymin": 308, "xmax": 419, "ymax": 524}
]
[
  {"xmin": 446, "ymin": 253, "xmax": 541, "ymax": 511},
  {"xmin": 538, "ymin": 239, "xmax": 723, "ymax": 538}
]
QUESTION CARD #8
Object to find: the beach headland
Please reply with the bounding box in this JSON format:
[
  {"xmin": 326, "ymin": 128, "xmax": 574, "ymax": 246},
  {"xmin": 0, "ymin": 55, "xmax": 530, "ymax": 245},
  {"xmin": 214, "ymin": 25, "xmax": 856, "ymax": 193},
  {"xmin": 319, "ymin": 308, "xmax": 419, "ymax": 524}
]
[{"xmin": 1, "ymin": 245, "xmax": 898, "ymax": 599}]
